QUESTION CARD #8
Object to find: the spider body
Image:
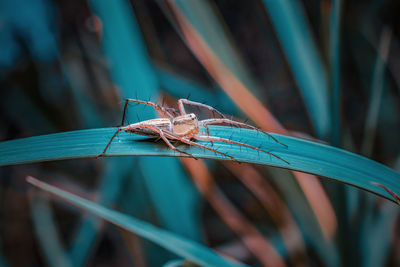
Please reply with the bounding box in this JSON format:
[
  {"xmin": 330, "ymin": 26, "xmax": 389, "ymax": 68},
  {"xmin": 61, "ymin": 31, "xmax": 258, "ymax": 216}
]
[
  {"xmin": 122, "ymin": 113, "xmax": 200, "ymax": 138},
  {"xmin": 172, "ymin": 113, "xmax": 199, "ymax": 136},
  {"xmin": 98, "ymin": 98, "xmax": 289, "ymax": 164},
  {"xmin": 125, "ymin": 118, "xmax": 172, "ymax": 136}
]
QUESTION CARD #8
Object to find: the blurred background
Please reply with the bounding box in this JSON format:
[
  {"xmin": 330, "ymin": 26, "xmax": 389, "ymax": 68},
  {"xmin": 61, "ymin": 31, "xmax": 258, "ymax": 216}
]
[{"xmin": 1, "ymin": 0, "xmax": 400, "ymax": 266}]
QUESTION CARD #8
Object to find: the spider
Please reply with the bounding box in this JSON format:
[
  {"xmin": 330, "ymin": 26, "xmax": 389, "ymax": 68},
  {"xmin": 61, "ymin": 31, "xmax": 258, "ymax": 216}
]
[{"xmin": 98, "ymin": 98, "xmax": 289, "ymax": 164}]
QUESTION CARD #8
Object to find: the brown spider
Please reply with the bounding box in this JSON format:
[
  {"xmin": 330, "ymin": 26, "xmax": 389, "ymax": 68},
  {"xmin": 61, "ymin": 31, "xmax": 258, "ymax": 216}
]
[{"xmin": 98, "ymin": 98, "xmax": 289, "ymax": 164}]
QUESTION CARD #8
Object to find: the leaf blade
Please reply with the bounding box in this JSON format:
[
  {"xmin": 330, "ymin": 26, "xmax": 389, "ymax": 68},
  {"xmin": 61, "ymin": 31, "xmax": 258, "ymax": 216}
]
[
  {"xmin": 2, "ymin": 126, "xmax": 400, "ymax": 204},
  {"xmin": 26, "ymin": 177, "xmax": 244, "ymax": 267}
]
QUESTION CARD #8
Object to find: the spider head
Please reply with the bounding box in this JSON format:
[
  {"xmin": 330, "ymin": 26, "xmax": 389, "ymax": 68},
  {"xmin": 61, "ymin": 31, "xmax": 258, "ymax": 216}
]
[{"xmin": 172, "ymin": 113, "xmax": 199, "ymax": 136}]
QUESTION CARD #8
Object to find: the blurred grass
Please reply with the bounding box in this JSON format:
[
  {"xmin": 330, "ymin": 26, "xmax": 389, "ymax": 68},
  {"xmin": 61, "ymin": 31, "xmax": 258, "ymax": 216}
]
[
  {"xmin": 169, "ymin": 0, "xmax": 285, "ymax": 134},
  {"xmin": 30, "ymin": 194, "xmax": 72, "ymax": 267},
  {"xmin": 89, "ymin": 0, "xmax": 203, "ymax": 256},
  {"xmin": 27, "ymin": 176, "xmax": 244, "ymax": 267},
  {"xmin": 1, "ymin": 0, "xmax": 400, "ymax": 266},
  {"xmin": 168, "ymin": 0, "xmax": 337, "ymax": 241},
  {"xmin": 361, "ymin": 27, "xmax": 392, "ymax": 156},
  {"xmin": 181, "ymin": 158, "xmax": 286, "ymax": 267},
  {"xmin": 262, "ymin": 0, "xmax": 330, "ymax": 139}
]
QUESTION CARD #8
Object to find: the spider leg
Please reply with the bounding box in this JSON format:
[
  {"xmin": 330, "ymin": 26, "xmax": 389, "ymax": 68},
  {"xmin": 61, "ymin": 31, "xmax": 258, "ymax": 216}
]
[
  {"xmin": 136, "ymin": 125, "xmax": 196, "ymax": 159},
  {"xmin": 201, "ymin": 124, "xmax": 213, "ymax": 146},
  {"xmin": 164, "ymin": 107, "xmax": 180, "ymax": 117},
  {"xmin": 200, "ymin": 118, "xmax": 288, "ymax": 148},
  {"xmin": 178, "ymin": 98, "xmax": 226, "ymax": 118},
  {"xmin": 97, "ymin": 127, "xmax": 125, "ymax": 158},
  {"xmin": 164, "ymin": 132, "xmax": 236, "ymax": 161},
  {"xmin": 98, "ymin": 124, "xmax": 196, "ymax": 159},
  {"xmin": 121, "ymin": 99, "xmax": 174, "ymax": 125},
  {"xmin": 193, "ymin": 134, "xmax": 289, "ymax": 165}
]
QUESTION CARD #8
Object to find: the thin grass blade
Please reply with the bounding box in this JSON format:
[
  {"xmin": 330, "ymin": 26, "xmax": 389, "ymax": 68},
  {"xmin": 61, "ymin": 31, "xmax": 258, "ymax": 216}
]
[
  {"xmin": 26, "ymin": 176, "xmax": 245, "ymax": 267},
  {"xmin": 361, "ymin": 27, "xmax": 392, "ymax": 156},
  {"xmin": 30, "ymin": 194, "xmax": 73, "ymax": 267},
  {"xmin": 1, "ymin": 126, "xmax": 400, "ymax": 205},
  {"xmin": 329, "ymin": 0, "xmax": 343, "ymax": 146},
  {"xmin": 262, "ymin": 0, "xmax": 330, "ymax": 138}
]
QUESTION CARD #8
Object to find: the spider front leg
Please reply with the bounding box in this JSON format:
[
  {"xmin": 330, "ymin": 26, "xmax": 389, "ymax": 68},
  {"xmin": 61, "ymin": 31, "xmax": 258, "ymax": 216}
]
[
  {"xmin": 149, "ymin": 128, "xmax": 198, "ymax": 159},
  {"xmin": 193, "ymin": 134, "xmax": 289, "ymax": 165},
  {"xmin": 200, "ymin": 118, "xmax": 288, "ymax": 148},
  {"xmin": 97, "ymin": 127, "xmax": 124, "ymax": 158},
  {"xmin": 178, "ymin": 99, "xmax": 226, "ymax": 118},
  {"xmin": 121, "ymin": 99, "xmax": 175, "ymax": 125},
  {"xmin": 163, "ymin": 132, "xmax": 236, "ymax": 161},
  {"xmin": 124, "ymin": 124, "xmax": 197, "ymax": 159}
]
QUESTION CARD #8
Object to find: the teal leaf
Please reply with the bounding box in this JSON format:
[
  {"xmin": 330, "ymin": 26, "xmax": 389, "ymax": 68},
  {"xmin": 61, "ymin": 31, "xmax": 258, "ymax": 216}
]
[{"xmin": 2, "ymin": 126, "xmax": 400, "ymax": 204}]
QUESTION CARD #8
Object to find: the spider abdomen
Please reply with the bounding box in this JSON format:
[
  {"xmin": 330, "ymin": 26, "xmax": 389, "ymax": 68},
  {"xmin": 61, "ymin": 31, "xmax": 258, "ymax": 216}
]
[{"xmin": 124, "ymin": 118, "xmax": 173, "ymax": 136}]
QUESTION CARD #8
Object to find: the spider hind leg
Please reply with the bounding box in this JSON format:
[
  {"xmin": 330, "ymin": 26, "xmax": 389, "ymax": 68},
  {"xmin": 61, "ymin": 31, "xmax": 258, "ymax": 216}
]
[
  {"xmin": 164, "ymin": 132, "xmax": 237, "ymax": 161},
  {"xmin": 121, "ymin": 99, "xmax": 175, "ymax": 126},
  {"xmin": 193, "ymin": 134, "xmax": 289, "ymax": 165},
  {"xmin": 178, "ymin": 98, "xmax": 226, "ymax": 119},
  {"xmin": 200, "ymin": 118, "xmax": 288, "ymax": 148}
]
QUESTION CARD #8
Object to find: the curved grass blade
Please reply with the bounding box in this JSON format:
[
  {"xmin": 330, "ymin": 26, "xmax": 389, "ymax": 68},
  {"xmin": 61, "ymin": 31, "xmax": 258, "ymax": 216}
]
[
  {"xmin": 328, "ymin": 0, "xmax": 342, "ymax": 146},
  {"xmin": 2, "ymin": 126, "xmax": 400, "ymax": 204},
  {"xmin": 361, "ymin": 27, "xmax": 392, "ymax": 156},
  {"xmin": 30, "ymin": 194, "xmax": 73, "ymax": 267},
  {"xmin": 262, "ymin": 0, "xmax": 330, "ymax": 138},
  {"xmin": 26, "ymin": 176, "xmax": 245, "ymax": 267},
  {"xmin": 140, "ymin": 156, "xmax": 202, "ymax": 241}
]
